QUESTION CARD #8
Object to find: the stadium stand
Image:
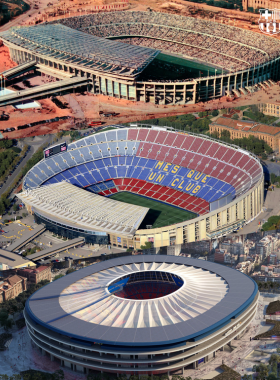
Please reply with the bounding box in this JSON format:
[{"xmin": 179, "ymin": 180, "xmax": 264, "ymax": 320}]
[
  {"xmin": 55, "ymin": 11, "xmax": 280, "ymax": 72},
  {"xmin": 23, "ymin": 128, "xmax": 263, "ymax": 217}
]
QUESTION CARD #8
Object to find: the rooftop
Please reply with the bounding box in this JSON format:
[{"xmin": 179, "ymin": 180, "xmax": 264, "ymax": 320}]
[
  {"xmin": 0, "ymin": 248, "xmax": 36, "ymax": 269},
  {"xmin": 0, "ymin": 24, "xmax": 159, "ymax": 78},
  {"xmin": 17, "ymin": 182, "xmax": 149, "ymax": 236},
  {"xmin": 212, "ymin": 117, "xmax": 280, "ymax": 136}
]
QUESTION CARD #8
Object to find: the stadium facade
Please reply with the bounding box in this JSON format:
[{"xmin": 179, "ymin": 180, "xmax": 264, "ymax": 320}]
[
  {"xmin": 24, "ymin": 256, "xmax": 259, "ymax": 375},
  {"xmin": 18, "ymin": 126, "xmax": 264, "ymax": 250},
  {"xmin": 1, "ymin": 11, "xmax": 280, "ymax": 104}
]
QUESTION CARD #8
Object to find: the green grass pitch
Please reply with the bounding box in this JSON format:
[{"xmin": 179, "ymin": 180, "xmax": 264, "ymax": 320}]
[{"xmin": 109, "ymin": 192, "xmax": 197, "ymax": 229}]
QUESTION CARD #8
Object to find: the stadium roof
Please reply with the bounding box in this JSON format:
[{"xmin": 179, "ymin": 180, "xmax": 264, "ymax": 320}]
[
  {"xmin": 17, "ymin": 182, "xmax": 149, "ymax": 236},
  {"xmin": 26, "ymin": 256, "xmax": 258, "ymax": 347},
  {"xmin": 0, "ymin": 24, "xmax": 159, "ymax": 77}
]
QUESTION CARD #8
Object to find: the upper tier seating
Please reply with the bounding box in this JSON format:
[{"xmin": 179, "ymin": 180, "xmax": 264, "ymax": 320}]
[{"xmin": 23, "ymin": 128, "xmax": 262, "ymax": 216}]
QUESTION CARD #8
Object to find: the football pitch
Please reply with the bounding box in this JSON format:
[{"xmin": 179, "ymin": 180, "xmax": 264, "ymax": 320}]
[{"xmin": 109, "ymin": 192, "xmax": 196, "ymax": 229}]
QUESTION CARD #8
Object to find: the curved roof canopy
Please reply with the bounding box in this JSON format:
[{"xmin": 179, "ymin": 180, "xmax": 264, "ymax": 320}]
[{"xmin": 26, "ymin": 256, "xmax": 257, "ymax": 347}]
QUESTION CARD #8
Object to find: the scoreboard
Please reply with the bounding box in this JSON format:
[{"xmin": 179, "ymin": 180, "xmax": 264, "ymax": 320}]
[{"xmin": 44, "ymin": 142, "xmax": 67, "ymax": 159}]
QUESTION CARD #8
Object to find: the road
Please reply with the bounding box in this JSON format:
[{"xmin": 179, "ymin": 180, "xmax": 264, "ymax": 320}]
[
  {"xmin": 0, "ymin": 134, "xmax": 61, "ymax": 197},
  {"xmin": 0, "ymin": 0, "xmax": 35, "ymax": 32}
]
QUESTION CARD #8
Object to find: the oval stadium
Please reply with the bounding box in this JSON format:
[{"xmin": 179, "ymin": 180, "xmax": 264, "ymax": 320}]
[
  {"xmin": 1, "ymin": 11, "xmax": 280, "ymax": 104},
  {"xmin": 24, "ymin": 255, "xmax": 259, "ymax": 375},
  {"xmin": 18, "ymin": 126, "xmax": 264, "ymax": 251}
]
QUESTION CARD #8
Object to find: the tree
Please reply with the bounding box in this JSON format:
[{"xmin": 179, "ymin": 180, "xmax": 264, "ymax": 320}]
[
  {"xmin": 267, "ymin": 374, "xmax": 277, "ymax": 380},
  {"xmin": 252, "ymin": 363, "xmax": 269, "ymax": 380},
  {"xmin": 66, "ymin": 268, "xmax": 76, "ymax": 274},
  {"xmin": 211, "ymin": 110, "xmax": 219, "ymax": 117},
  {"xmin": 13, "ymin": 204, "xmax": 18, "ymax": 212},
  {"xmin": 271, "ymin": 173, "xmax": 277, "ymax": 184},
  {"xmin": 242, "ymin": 375, "xmax": 253, "ymax": 380},
  {"xmin": 221, "ymin": 130, "xmax": 231, "ymax": 139},
  {"xmin": 53, "ymin": 274, "xmax": 64, "ymax": 281},
  {"xmin": 140, "ymin": 241, "xmax": 153, "ymax": 250},
  {"xmin": 0, "ymin": 201, "xmax": 5, "ymax": 215},
  {"xmin": 0, "ymin": 310, "xmax": 14, "ymax": 330},
  {"xmin": 52, "ymin": 370, "xmax": 64, "ymax": 380},
  {"xmin": 269, "ymin": 353, "xmax": 280, "ymax": 364}
]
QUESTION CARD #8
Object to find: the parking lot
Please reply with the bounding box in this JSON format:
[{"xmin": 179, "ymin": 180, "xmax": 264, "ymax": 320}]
[{"xmin": 1, "ymin": 208, "xmax": 125, "ymax": 263}]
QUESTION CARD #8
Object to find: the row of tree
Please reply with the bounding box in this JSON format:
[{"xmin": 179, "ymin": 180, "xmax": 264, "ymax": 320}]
[
  {"xmin": 256, "ymin": 280, "xmax": 280, "ymax": 291},
  {"xmin": 261, "ymin": 216, "xmax": 280, "ymax": 231},
  {"xmin": 210, "ymin": 130, "xmax": 273, "ymax": 156}
]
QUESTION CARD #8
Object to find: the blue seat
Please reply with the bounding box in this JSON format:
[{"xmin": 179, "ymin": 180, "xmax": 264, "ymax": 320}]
[
  {"xmin": 91, "ymin": 171, "xmax": 103, "ymax": 183},
  {"xmin": 54, "ymin": 173, "xmax": 68, "ymax": 183},
  {"xmin": 75, "ymin": 175, "xmax": 90, "ymax": 187},
  {"xmin": 119, "ymin": 156, "xmax": 126, "ymax": 165},
  {"xmin": 98, "ymin": 182, "xmax": 107, "ymax": 190},
  {"xmin": 109, "ymin": 142, "xmax": 118, "ymax": 156},
  {"xmin": 76, "ymin": 164, "xmax": 89, "ymax": 174},
  {"xmin": 83, "ymin": 172, "xmax": 96, "ymax": 185},
  {"xmin": 111, "ymin": 157, "xmax": 119, "ymax": 166},
  {"xmin": 68, "ymin": 167, "xmax": 81, "ymax": 177},
  {"xmin": 84, "ymin": 162, "xmax": 96, "ymax": 171},
  {"xmin": 117, "ymin": 166, "xmax": 127, "ymax": 178},
  {"xmin": 94, "ymin": 160, "xmax": 105, "ymax": 169},
  {"xmin": 116, "ymin": 129, "xmax": 128, "ymax": 141},
  {"xmin": 99, "ymin": 168, "xmax": 110, "ymax": 181},
  {"xmin": 31, "ymin": 166, "xmax": 48, "ymax": 183},
  {"xmin": 117, "ymin": 141, "xmax": 127, "ymax": 156},
  {"xmin": 131, "ymin": 167, "xmax": 142, "ymax": 178},
  {"xmin": 108, "ymin": 167, "xmax": 117, "ymax": 179},
  {"xmin": 94, "ymin": 132, "xmax": 106, "ymax": 144},
  {"xmin": 125, "ymin": 156, "xmax": 133, "ymax": 166},
  {"xmin": 52, "ymin": 155, "xmax": 70, "ymax": 171},
  {"xmin": 62, "ymin": 152, "xmax": 76, "ymax": 167},
  {"xmin": 145, "ymin": 159, "xmax": 155, "ymax": 169},
  {"xmin": 69, "ymin": 150, "xmax": 85, "ymax": 165},
  {"xmin": 105, "ymin": 180, "xmax": 115, "ymax": 189},
  {"xmin": 106, "ymin": 130, "xmax": 117, "ymax": 142},
  {"xmin": 92, "ymin": 148, "xmax": 102, "ymax": 159},
  {"xmin": 43, "ymin": 177, "xmax": 59, "ymax": 186},
  {"xmin": 103, "ymin": 157, "xmax": 111, "ymax": 167}
]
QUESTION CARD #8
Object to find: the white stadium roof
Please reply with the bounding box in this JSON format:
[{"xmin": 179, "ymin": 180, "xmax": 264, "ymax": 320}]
[
  {"xmin": 59, "ymin": 262, "xmax": 229, "ymax": 328},
  {"xmin": 18, "ymin": 182, "xmax": 149, "ymax": 236}
]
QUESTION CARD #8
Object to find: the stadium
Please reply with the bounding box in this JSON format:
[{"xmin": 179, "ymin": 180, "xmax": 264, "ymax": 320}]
[
  {"xmin": 24, "ymin": 255, "xmax": 259, "ymax": 375},
  {"xmin": 1, "ymin": 11, "xmax": 280, "ymax": 104},
  {"xmin": 18, "ymin": 125, "xmax": 264, "ymax": 251}
]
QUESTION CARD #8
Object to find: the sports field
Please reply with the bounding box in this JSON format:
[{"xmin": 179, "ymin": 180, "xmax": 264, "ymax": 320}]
[{"xmin": 109, "ymin": 192, "xmax": 196, "ymax": 229}]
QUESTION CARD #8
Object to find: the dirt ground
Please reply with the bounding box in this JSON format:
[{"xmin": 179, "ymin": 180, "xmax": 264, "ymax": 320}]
[
  {"xmin": 72, "ymin": 83, "xmax": 280, "ymax": 125},
  {"xmin": 0, "ymin": 44, "xmax": 17, "ymax": 73}
]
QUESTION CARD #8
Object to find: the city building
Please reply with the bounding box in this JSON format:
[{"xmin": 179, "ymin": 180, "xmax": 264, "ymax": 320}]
[
  {"xmin": 24, "ymin": 256, "xmax": 258, "ymax": 375},
  {"xmin": 243, "ymin": 0, "xmax": 280, "ymax": 12},
  {"xmin": 256, "ymin": 236, "xmax": 279, "ymax": 259},
  {"xmin": 0, "ymin": 248, "xmax": 36, "ymax": 272},
  {"xmin": 17, "ymin": 266, "xmax": 51, "ymax": 284},
  {"xmin": 220, "ymin": 240, "xmax": 244, "ymax": 256},
  {"xmin": 258, "ymin": 103, "xmax": 280, "ymax": 117},
  {"xmin": 214, "ymin": 249, "xmax": 227, "ymax": 263},
  {"xmin": 0, "ymin": 274, "xmax": 27, "ymax": 303},
  {"xmin": 210, "ymin": 117, "xmax": 280, "ymax": 151},
  {"xmin": 268, "ymin": 254, "xmax": 277, "ymax": 265}
]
